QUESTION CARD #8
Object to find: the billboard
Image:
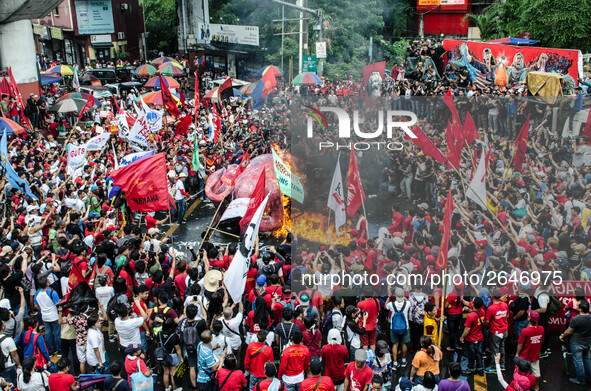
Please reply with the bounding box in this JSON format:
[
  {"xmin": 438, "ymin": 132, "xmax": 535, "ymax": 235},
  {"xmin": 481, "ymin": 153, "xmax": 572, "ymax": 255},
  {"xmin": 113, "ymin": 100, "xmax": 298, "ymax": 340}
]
[
  {"xmin": 418, "ymin": 0, "xmax": 465, "ymax": 4},
  {"xmin": 75, "ymin": 0, "xmax": 115, "ymax": 35},
  {"xmin": 443, "ymin": 39, "xmax": 583, "ymax": 88},
  {"xmin": 197, "ymin": 24, "xmax": 259, "ymax": 46}
]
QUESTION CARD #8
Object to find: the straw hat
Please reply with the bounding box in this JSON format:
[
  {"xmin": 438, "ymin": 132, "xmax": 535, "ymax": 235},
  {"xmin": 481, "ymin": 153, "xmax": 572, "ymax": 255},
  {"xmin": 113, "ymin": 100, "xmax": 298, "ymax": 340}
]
[{"xmin": 204, "ymin": 270, "xmax": 223, "ymax": 292}]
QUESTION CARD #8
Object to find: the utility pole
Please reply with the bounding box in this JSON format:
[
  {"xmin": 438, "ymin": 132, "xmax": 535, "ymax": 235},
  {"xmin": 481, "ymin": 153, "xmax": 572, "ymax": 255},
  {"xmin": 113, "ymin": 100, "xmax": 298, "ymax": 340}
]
[{"xmin": 272, "ymin": 0, "xmax": 324, "ymax": 76}]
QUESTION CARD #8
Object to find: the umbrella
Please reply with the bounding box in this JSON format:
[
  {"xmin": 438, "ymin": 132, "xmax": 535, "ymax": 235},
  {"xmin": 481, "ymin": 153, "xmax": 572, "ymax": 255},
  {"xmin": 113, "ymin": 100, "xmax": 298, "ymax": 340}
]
[
  {"xmin": 239, "ymin": 82, "xmax": 258, "ymax": 97},
  {"xmin": 257, "ymin": 65, "xmax": 283, "ymax": 77},
  {"xmin": 0, "ymin": 118, "xmax": 25, "ymax": 135},
  {"xmin": 78, "ymin": 374, "xmax": 110, "ymax": 389},
  {"xmin": 57, "ymin": 92, "xmax": 102, "ymax": 107},
  {"xmin": 144, "ymin": 76, "xmax": 180, "ymax": 89},
  {"xmin": 158, "ymin": 64, "xmax": 184, "ymax": 77},
  {"xmin": 40, "ymin": 72, "xmax": 63, "ymax": 86},
  {"xmin": 47, "ymin": 65, "xmax": 75, "ymax": 76},
  {"xmin": 203, "ymin": 87, "xmax": 219, "ymax": 101},
  {"xmin": 135, "ymin": 64, "xmax": 157, "ymax": 77},
  {"xmin": 80, "ymin": 73, "xmax": 99, "ymax": 81},
  {"xmin": 292, "ymin": 72, "xmax": 322, "ymax": 86},
  {"xmin": 152, "ymin": 57, "xmax": 179, "ymax": 66},
  {"xmin": 48, "ymin": 98, "xmax": 88, "ymax": 113},
  {"xmin": 232, "ymin": 88, "xmax": 244, "ymax": 97},
  {"xmin": 138, "ymin": 91, "xmax": 180, "ymax": 106}
]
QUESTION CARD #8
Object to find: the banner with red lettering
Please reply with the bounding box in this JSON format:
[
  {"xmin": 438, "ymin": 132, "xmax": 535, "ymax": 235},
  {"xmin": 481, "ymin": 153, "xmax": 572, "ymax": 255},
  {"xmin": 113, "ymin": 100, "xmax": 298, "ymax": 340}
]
[{"xmin": 443, "ymin": 40, "xmax": 582, "ymax": 88}]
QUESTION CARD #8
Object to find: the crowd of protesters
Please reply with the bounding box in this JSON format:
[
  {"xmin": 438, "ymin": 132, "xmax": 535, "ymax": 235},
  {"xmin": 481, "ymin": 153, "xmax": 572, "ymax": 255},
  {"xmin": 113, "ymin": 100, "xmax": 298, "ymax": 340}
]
[{"xmin": 0, "ymin": 43, "xmax": 589, "ymax": 391}]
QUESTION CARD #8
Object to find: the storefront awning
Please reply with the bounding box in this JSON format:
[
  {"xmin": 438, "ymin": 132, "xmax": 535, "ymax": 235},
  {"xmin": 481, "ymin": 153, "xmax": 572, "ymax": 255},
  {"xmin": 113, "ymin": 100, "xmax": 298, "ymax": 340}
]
[{"xmin": 92, "ymin": 42, "xmax": 114, "ymax": 48}]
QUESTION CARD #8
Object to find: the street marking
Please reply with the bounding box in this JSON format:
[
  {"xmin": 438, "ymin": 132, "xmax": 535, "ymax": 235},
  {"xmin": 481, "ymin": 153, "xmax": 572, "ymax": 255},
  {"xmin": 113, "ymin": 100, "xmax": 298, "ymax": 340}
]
[
  {"xmin": 474, "ymin": 372, "xmax": 487, "ymax": 391},
  {"xmin": 165, "ymin": 198, "xmax": 202, "ymax": 237}
]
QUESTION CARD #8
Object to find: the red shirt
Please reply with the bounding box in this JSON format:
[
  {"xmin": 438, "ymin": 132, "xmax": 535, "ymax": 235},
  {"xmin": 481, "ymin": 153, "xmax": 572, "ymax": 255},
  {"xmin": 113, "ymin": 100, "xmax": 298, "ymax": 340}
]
[
  {"xmin": 124, "ymin": 356, "xmax": 148, "ymax": 381},
  {"xmin": 464, "ymin": 309, "xmax": 485, "ymax": 342},
  {"xmin": 300, "ymin": 376, "xmax": 335, "ymax": 391},
  {"xmin": 486, "ymin": 302, "xmax": 509, "ymax": 334},
  {"xmin": 321, "ymin": 344, "xmax": 349, "ymax": 382},
  {"xmin": 344, "ymin": 362, "xmax": 373, "ymax": 391},
  {"xmin": 48, "ymin": 372, "xmax": 76, "ymax": 391},
  {"xmin": 216, "ymin": 368, "xmax": 247, "ymax": 391},
  {"xmin": 446, "ymin": 292, "xmax": 464, "ymax": 316},
  {"xmin": 119, "ymin": 269, "xmax": 133, "ymax": 297},
  {"xmin": 278, "ymin": 345, "xmax": 310, "ymax": 379},
  {"xmin": 133, "ymin": 301, "xmax": 148, "ymax": 332},
  {"xmin": 244, "ymin": 343, "xmax": 274, "ymax": 378},
  {"xmin": 390, "ymin": 212, "xmax": 403, "ymax": 233},
  {"xmin": 254, "ymin": 380, "xmax": 273, "ymax": 391},
  {"xmin": 174, "ymin": 272, "xmax": 188, "ymax": 300},
  {"xmin": 302, "ymin": 329, "xmax": 321, "ymax": 358},
  {"xmin": 357, "ymin": 299, "xmax": 380, "ymax": 331},
  {"xmin": 145, "ymin": 215, "xmax": 157, "ymax": 231},
  {"xmin": 518, "ymin": 325, "xmax": 544, "ymax": 362}
]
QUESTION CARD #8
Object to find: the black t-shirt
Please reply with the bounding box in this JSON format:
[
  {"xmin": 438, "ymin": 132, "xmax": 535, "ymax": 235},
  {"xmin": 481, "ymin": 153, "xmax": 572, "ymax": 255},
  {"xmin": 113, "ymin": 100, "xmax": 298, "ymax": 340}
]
[
  {"xmin": 569, "ymin": 314, "xmax": 591, "ymax": 345},
  {"xmin": 511, "ymin": 296, "xmax": 530, "ymax": 320},
  {"xmin": 160, "ymin": 331, "xmax": 181, "ymax": 353},
  {"xmin": 104, "ymin": 376, "xmax": 131, "ymax": 391},
  {"xmin": 3, "ymin": 271, "xmax": 23, "ymax": 307}
]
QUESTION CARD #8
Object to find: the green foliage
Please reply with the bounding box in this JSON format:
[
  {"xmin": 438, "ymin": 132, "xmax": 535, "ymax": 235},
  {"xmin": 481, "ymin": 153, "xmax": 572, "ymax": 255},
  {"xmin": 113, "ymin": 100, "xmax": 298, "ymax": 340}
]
[
  {"xmin": 382, "ymin": 38, "xmax": 409, "ymax": 64},
  {"xmin": 144, "ymin": 0, "xmax": 178, "ymax": 55},
  {"xmin": 465, "ymin": 0, "xmax": 591, "ymax": 52},
  {"xmin": 114, "ymin": 51, "xmax": 130, "ymax": 61}
]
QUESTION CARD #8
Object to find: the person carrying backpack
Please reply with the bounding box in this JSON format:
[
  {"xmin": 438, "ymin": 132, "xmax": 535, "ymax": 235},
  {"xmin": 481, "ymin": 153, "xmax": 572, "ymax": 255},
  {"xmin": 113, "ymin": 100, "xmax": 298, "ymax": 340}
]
[
  {"xmin": 178, "ymin": 304, "xmax": 202, "ymax": 391},
  {"xmin": 386, "ymin": 288, "xmax": 411, "ymax": 368},
  {"xmin": 0, "ymin": 319, "xmax": 20, "ymax": 385},
  {"xmin": 532, "ymin": 285, "xmax": 560, "ymax": 359}
]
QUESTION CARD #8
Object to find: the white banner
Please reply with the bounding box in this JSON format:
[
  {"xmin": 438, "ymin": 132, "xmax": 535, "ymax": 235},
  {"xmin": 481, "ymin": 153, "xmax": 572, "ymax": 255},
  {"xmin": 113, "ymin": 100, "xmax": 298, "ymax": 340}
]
[
  {"xmin": 120, "ymin": 151, "xmax": 155, "ymax": 167},
  {"xmin": 140, "ymin": 96, "xmax": 163, "ymax": 132},
  {"xmin": 128, "ymin": 114, "xmax": 150, "ymax": 147},
  {"xmin": 118, "ymin": 112, "xmax": 130, "ymax": 139},
  {"xmin": 220, "ymin": 198, "xmax": 249, "ymax": 222},
  {"xmin": 327, "ymin": 157, "xmax": 346, "ymax": 236},
  {"xmin": 85, "ymin": 133, "xmax": 110, "ymax": 151},
  {"xmin": 224, "ymin": 193, "xmax": 269, "ymax": 303},
  {"xmin": 67, "ymin": 143, "xmax": 87, "ymax": 168},
  {"xmin": 198, "ymin": 23, "xmax": 259, "ymax": 46}
]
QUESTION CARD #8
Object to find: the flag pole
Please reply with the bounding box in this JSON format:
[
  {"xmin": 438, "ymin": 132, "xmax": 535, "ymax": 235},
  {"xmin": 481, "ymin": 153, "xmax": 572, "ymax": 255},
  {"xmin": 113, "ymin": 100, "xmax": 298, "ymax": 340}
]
[
  {"xmin": 198, "ymin": 194, "xmax": 227, "ymax": 252},
  {"xmin": 438, "ymin": 269, "xmax": 446, "ymax": 346},
  {"xmin": 361, "ymin": 198, "xmax": 369, "ymax": 240}
]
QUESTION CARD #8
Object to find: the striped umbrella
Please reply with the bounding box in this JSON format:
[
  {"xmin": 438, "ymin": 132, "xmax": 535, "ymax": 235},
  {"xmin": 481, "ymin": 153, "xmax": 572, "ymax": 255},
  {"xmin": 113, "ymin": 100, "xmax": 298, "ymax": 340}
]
[
  {"xmin": 144, "ymin": 76, "xmax": 180, "ymax": 89},
  {"xmin": 239, "ymin": 82, "xmax": 258, "ymax": 97},
  {"xmin": 158, "ymin": 64, "xmax": 184, "ymax": 77},
  {"xmin": 47, "ymin": 65, "xmax": 75, "ymax": 76},
  {"xmin": 48, "ymin": 98, "xmax": 88, "ymax": 113},
  {"xmin": 0, "ymin": 118, "xmax": 25, "ymax": 135},
  {"xmin": 40, "ymin": 72, "xmax": 63, "ymax": 86},
  {"xmin": 135, "ymin": 64, "xmax": 157, "ymax": 77},
  {"xmin": 291, "ymin": 72, "xmax": 322, "ymax": 86},
  {"xmin": 257, "ymin": 65, "xmax": 283, "ymax": 77},
  {"xmin": 152, "ymin": 57, "xmax": 179, "ymax": 66},
  {"xmin": 57, "ymin": 92, "xmax": 102, "ymax": 107},
  {"xmin": 137, "ymin": 91, "xmax": 180, "ymax": 106}
]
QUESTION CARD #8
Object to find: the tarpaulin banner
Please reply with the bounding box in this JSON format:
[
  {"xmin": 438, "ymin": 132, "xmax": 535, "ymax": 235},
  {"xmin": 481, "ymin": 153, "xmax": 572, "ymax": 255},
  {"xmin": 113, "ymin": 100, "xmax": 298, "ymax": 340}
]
[
  {"xmin": 547, "ymin": 280, "xmax": 591, "ymax": 331},
  {"xmin": 271, "ymin": 148, "xmax": 304, "ymax": 203},
  {"xmin": 443, "ymin": 39, "xmax": 583, "ymax": 88}
]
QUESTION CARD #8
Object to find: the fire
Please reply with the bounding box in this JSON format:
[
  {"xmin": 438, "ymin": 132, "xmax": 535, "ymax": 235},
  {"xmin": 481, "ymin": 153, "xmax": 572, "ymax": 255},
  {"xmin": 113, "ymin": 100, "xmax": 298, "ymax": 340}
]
[{"xmin": 292, "ymin": 212, "xmax": 352, "ymax": 246}]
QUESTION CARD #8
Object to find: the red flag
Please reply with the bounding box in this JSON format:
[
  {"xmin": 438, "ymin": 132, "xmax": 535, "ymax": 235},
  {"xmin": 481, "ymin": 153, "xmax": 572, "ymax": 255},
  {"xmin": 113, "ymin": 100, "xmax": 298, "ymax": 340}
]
[
  {"xmin": 158, "ymin": 74, "xmax": 181, "ymax": 117},
  {"xmin": 436, "ymin": 186, "xmax": 454, "ymax": 270},
  {"xmin": 445, "ymin": 121, "xmax": 460, "ymax": 169},
  {"xmin": 239, "ymin": 168, "xmax": 266, "ymax": 227},
  {"xmin": 346, "ymin": 149, "xmax": 366, "ymax": 218},
  {"xmin": 221, "ymin": 151, "xmax": 250, "ymax": 186},
  {"xmin": 218, "ymin": 77, "xmax": 233, "ymax": 101},
  {"xmin": 179, "ymin": 89, "xmax": 190, "ymax": 110},
  {"xmin": 78, "ymin": 93, "xmax": 95, "ymax": 121},
  {"xmin": 124, "ymin": 110, "xmax": 136, "ymax": 128},
  {"xmin": 405, "ymin": 126, "xmax": 446, "ymax": 163},
  {"xmin": 362, "ymin": 61, "xmax": 387, "ymax": 88},
  {"xmin": 443, "ymin": 91, "xmax": 464, "ymax": 152},
  {"xmin": 110, "ymin": 153, "xmax": 170, "ymax": 212},
  {"xmin": 463, "ymin": 111, "xmax": 479, "ymax": 144},
  {"xmin": 194, "ymin": 72, "xmax": 200, "ymax": 116},
  {"xmin": 261, "ymin": 71, "xmax": 277, "ymax": 98},
  {"xmin": 112, "ymin": 95, "xmax": 120, "ymax": 113},
  {"xmin": 175, "ymin": 115, "xmax": 193, "ymax": 135},
  {"xmin": 7, "ymin": 67, "xmax": 32, "ymax": 130},
  {"xmin": 513, "ymin": 115, "xmax": 530, "ymax": 172},
  {"xmin": 59, "ymin": 260, "xmax": 89, "ymax": 305},
  {"xmin": 581, "ymin": 106, "xmax": 591, "ymax": 144},
  {"xmin": 212, "ymin": 104, "xmax": 221, "ymax": 144}
]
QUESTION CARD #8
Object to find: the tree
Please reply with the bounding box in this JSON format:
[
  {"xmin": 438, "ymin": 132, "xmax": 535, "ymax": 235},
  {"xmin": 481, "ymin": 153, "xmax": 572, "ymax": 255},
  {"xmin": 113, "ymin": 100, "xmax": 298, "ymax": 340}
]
[{"xmin": 144, "ymin": 0, "xmax": 178, "ymax": 55}]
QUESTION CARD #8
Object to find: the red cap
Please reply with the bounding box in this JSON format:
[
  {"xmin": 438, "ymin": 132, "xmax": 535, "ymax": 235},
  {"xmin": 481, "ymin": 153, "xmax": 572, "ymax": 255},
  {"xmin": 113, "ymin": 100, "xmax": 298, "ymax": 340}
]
[{"xmin": 350, "ymin": 229, "xmax": 359, "ymax": 236}]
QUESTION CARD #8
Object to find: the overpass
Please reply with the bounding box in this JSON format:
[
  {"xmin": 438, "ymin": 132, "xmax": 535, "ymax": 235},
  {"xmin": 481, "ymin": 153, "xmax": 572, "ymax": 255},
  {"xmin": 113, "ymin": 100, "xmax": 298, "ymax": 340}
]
[{"xmin": 0, "ymin": 0, "xmax": 63, "ymax": 95}]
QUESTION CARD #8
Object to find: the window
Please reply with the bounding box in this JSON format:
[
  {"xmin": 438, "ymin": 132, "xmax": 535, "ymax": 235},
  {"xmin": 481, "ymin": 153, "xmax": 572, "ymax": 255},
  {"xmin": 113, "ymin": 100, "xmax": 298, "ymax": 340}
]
[{"xmin": 54, "ymin": 7, "xmax": 59, "ymax": 16}]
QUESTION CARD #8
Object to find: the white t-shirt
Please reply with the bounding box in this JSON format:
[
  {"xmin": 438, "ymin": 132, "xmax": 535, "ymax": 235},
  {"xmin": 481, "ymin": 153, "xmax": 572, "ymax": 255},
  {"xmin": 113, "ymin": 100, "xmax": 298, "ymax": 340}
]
[
  {"xmin": 174, "ymin": 180, "xmax": 186, "ymax": 201},
  {"xmin": 17, "ymin": 372, "xmax": 48, "ymax": 391},
  {"xmin": 34, "ymin": 289, "xmax": 59, "ymax": 322},
  {"xmin": 0, "ymin": 334, "xmax": 17, "ymax": 367},
  {"xmin": 221, "ymin": 313, "xmax": 243, "ymax": 349},
  {"xmin": 95, "ymin": 286, "xmax": 115, "ymax": 317},
  {"xmin": 211, "ymin": 333, "xmax": 227, "ymax": 361},
  {"xmin": 86, "ymin": 328, "xmax": 106, "ymax": 366},
  {"xmin": 115, "ymin": 317, "xmax": 145, "ymax": 347},
  {"xmin": 387, "ymin": 300, "xmax": 411, "ymax": 330}
]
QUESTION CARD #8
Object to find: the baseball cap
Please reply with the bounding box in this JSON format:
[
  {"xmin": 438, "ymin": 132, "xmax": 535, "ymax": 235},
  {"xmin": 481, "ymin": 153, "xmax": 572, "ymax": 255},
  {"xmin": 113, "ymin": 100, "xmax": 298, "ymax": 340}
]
[
  {"xmin": 527, "ymin": 310, "xmax": 540, "ymax": 323},
  {"xmin": 125, "ymin": 344, "xmax": 142, "ymax": 355},
  {"xmin": 309, "ymin": 357, "xmax": 322, "ymax": 374},
  {"xmin": 0, "ymin": 246, "xmax": 12, "ymax": 257},
  {"xmin": 376, "ymin": 340, "xmax": 389, "ymax": 355},
  {"xmin": 354, "ymin": 349, "xmax": 367, "ymax": 362},
  {"xmin": 147, "ymin": 228, "xmax": 160, "ymax": 236},
  {"xmin": 398, "ymin": 378, "xmax": 412, "ymax": 391},
  {"xmin": 256, "ymin": 275, "xmax": 266, "ymax": 286},
  {"xmin": 0, "ymin": 299, "xmax": 10, "ymax": 310}
]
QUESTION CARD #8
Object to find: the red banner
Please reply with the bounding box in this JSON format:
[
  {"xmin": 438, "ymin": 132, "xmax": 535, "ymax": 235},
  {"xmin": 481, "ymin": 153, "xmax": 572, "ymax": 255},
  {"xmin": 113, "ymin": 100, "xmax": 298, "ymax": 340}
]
[{"xmin": 443, "ymin": 40, "xmax": 582, "ymax": 87}]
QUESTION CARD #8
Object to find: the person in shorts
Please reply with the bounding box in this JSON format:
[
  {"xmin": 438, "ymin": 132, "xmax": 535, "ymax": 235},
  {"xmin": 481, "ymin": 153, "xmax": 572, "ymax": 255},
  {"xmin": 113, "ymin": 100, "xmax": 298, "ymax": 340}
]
[{"xmin": 386, "ymin": 288, "xmax": 411, "ymax": 368}]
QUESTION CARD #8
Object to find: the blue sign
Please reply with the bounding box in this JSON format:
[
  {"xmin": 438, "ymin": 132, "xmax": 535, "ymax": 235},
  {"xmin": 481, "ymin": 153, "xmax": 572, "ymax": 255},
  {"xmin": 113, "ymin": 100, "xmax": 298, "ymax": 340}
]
[{"xmin": 75, "ymin": 0, "xmax": 115, "ymax": 35}]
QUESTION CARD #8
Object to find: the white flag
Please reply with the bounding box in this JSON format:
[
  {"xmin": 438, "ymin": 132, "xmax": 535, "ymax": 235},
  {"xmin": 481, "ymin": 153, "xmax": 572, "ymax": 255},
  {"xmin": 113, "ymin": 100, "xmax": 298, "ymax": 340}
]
[
  {"xmin": 140, "ymin": 95, "xmax": 162, "ymax": 132},
  {"xmin": 466, "ymin": 148, "xmax": 487, "ymax": 209},
  {"xmin": 220, "ymin": 198, "xmax": 250, "ymax": 222},
  {"xmin": 133, "ymin": 101, "xmax": 143, "ymax": 116},
  {"xmin": 128, "ymin": 114, "xmax": 150, "ymax": 147},
  {"xmin": 73, "ymin": 67, "xmax": 80, "ymax": 92},
  {"xmin": 120, "ymin": 150, "xmax": 154, "ymax": 167},
  {"xmin": 327, "ymin": 157, "xmax": 346, "ymax": 236},
  {"xmin": 67, "ymin": 143, "xmax": 87, "ymax": 169},
  {"xmin": 224, "ymin": 193, "xmax": 270, "ymax": 303},
  {"xmin": 85, "ymin": 133, "xmax": 110, "ymax": 151},
  {"xmin": 118, "ymin": 112, "xmax": 130, "ymax": 139}
]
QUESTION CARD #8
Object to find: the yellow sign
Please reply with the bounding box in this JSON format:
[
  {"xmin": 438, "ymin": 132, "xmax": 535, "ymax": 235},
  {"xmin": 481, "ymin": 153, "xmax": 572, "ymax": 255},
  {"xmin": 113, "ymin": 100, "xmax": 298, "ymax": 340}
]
[
  {"xmin": 32, "ymin": 23, "xmax": 41, "ymax": 35},
  {"xmin": 50, "ymin": 27, "xmax": 63, "ymax": 40}
]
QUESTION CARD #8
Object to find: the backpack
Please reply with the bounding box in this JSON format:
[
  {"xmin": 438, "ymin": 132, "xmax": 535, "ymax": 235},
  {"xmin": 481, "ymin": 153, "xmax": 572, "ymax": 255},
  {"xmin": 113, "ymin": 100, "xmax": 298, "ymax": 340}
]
[
  {"xmin": 279, "ymin": 300, "xmax": 294, "ymax": 312},
  {"xmin": 390, "ymin": 301, "xmax": 408, "ymax": 334},
  {"xmin": 23, "ymin": 331, "xmax": 48, "ymax": 370},
  {"xmin": 154, "ymin": 332, "xmax": 174, "ymax": 364},
  {"xmin": 0, "ymin": 336, "xmax": 8, "ymax": 371},
  {"xmin": 153, "ymin": 307, "xmax": 171, "ymax": 334},
  {"xmin": 181, "ymin": 319, "xmax": 199, "ymax": 354},
  {"xmin": 321, "ymin": 309, "xmax": 336, "ymax": 335},
  {"xmin": 545, "ymin": 292, "xmax": 562, "ymax": 316}
]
